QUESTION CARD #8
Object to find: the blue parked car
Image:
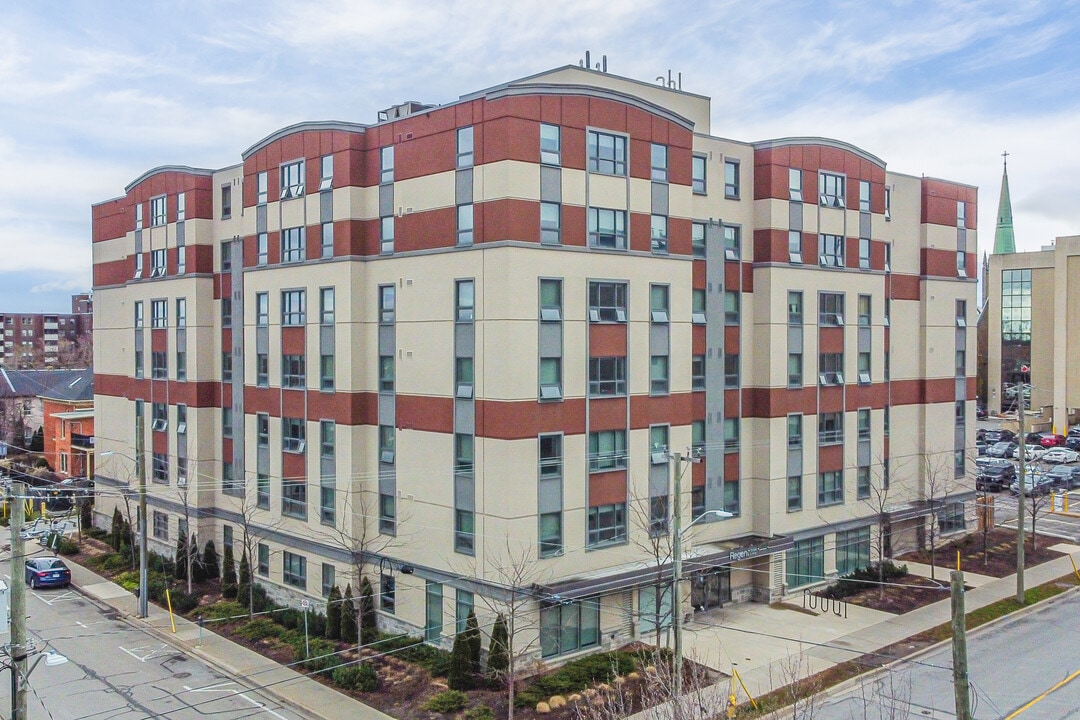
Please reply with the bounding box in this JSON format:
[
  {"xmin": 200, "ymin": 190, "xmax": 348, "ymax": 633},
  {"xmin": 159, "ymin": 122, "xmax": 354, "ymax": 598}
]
[{"xmin": 25, "ymin": 557, "xmax": 71, "ymax": 589}]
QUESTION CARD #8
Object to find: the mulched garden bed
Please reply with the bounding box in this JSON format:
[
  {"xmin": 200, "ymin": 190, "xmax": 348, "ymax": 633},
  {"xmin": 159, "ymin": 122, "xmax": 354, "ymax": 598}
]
[{"xmin": 898, "ymin": 527, "xmax": 1064, "ymax": 578}]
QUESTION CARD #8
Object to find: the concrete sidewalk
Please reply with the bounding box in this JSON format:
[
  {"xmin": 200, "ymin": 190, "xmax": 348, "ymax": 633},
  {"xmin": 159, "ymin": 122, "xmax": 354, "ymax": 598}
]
[{"xmin": 66, "ymin": 560, "xmax": 393, "ymax": 720}]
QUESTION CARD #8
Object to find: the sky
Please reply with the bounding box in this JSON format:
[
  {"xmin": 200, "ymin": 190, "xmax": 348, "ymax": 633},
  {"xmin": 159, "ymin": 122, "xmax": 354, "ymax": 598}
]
[{"xmin": 1, "ymin": 0, "xmax": 1078, "ymax": 312}]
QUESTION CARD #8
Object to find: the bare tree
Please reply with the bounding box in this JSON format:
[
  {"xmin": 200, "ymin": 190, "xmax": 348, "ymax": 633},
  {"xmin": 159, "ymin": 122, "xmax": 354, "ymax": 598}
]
[
  {"xmin": 859, "ymin": 453, "xmax": 910, "ymax": 600},
  {"xmin": 922, "ymin": 448, "xmax": 961, "ymax": 581},
  {"xmin": 229, "ymin": 473, "xmax": 285, "ymax": 618},
  {"xmin": 1025, "ymin": 479, "xmax": 1052, "ymax": 551},
  {"xmin": 767, "ymin": 651, "xmax": 820, "ymax": 720},
  {"xmin": 628, "ymin": 496, "xmax": 674, "ymax": 648},
  {"xmin": 175, "ymin": 442, "xmax": 197, "ymax": 594},
  {"xmin": 849, "ymin": 666, "xmax": 913, "ymax": 720},
  {"xmin": 571, "ymin": 647, "xmax": 716, "ymax": 720},
  {"xmin": 56, "ymin": 338, "xmax": 93, "ymax": 369}
]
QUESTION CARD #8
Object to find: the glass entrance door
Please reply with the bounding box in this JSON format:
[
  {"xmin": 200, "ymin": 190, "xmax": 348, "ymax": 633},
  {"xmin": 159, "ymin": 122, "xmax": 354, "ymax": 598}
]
[{"xmin": 690, "ymin": 566, "xmax": 732, "ymax": 610}]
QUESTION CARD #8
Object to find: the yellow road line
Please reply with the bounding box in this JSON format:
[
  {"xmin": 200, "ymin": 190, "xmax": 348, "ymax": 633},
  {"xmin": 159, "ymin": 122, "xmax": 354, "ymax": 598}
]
[{"xmin": 1004, "ymin": 668, "xmax": 1080, "ymax": 719}]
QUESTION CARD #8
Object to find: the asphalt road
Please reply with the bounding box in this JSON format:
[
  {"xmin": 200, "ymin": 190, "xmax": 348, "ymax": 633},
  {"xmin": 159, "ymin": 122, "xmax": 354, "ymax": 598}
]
[
  {"xmin": 813, "ymin": 589, "xmax": 1080, "ymax": 719},
  {"xmin": 1, "ymin": 556, "xmax": 299, "ymax": 720}
]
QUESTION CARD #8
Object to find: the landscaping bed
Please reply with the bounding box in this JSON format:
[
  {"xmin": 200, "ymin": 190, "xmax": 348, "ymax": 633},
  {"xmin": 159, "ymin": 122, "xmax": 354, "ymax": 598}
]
[{"xmin": 898, "ymin": 527, "xmax": 1063, "ymax": 578}]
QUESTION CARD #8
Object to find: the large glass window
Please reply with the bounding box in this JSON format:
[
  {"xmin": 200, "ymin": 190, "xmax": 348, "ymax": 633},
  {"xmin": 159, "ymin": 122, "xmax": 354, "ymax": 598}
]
[
  {"xmin": 819, "ymin": 172, "xmax": 845, "ymax": 207},
  {"xmin": 540, "ymin": 599, "xmax": 599, "ymax": 658},
  {"xmin": 588, "ymin": 208, "xmax": 627, "ymax": 250},
  {"xmin": 587, "ymin": 503, "xmax": 626, "ymax": 546},
  {"xmin": 818, "ymin": 412, "xmax": 844, "ymax": 444},
  {"xmin": 589, "ymin": 357, "xmax": 627, "ymax": 397},
  {"xmin": 819, "ymin": 234, "xmax": 845, "ymax": 267},
  {"xmin": 281, "ymin": 290, "xmax": 306, "ymax": 326},
  {"xmin": 836, "ymin": 527, "xmax": 871, "ymax": 575},
  {"xmin": 281, "ymin": 159, "xmax": 305, "ymax": 199},
  {"xmin": 588, "ymin": 282, "xmax": 627, "ymax": 322},
  {"xmin": 283, "ymin": 551, "xmax": 306, "ymax": 589},
  {"xmin": 282, "ymin": 227, "xmax": 305, "ymax": 262},
  {"xmin": 786, "ymin": 537, "xmax": 824, "ymax": 588},
  {"xmin": 818, "ymin": 471, "xmax": 844, "ymax": 506},
  {"xmin": 587, "ymin": 130, "xmax": 627, "ymax": 176},
  {"xmin": 589, "ymin": 430, "xmax": 627, "ymax": 472}
]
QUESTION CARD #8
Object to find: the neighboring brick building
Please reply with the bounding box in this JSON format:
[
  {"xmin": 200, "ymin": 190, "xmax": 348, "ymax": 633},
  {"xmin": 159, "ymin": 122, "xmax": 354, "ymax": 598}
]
[
  {"xmin": 0, "ymin": 293, "xmax": 94, "ymax": 368},
  {"xmin": 41, "ymin": 381, "xmax": 95, "ymax": 479},
  {"xmin": 91, "ymin": 65, "xmax": 977, "ymax": 661}
]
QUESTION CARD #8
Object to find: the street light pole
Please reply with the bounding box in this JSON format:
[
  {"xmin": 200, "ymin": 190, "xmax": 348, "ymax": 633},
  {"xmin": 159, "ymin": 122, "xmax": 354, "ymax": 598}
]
[
  {"xmin": 1016, "ymin": 391, "xmax": 1026, "ymax": 605},
  {"xmin": 135, "ymin": 415, "xmax": 148, "ymax": 618},
  {"xmin": 10, "ymin": 481, "xmax": 27, "ymax": 720}
]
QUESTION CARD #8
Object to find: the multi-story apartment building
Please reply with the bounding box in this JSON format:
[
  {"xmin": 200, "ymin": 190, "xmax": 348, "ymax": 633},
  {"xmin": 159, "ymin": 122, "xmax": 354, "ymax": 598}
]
[
  {"xmin": 91, "ymin": 65, "xmax": 976, "ymax": 661},
  {"xmin": 0, "ymin": 293, "xmax": 94, "ymax": 368}
]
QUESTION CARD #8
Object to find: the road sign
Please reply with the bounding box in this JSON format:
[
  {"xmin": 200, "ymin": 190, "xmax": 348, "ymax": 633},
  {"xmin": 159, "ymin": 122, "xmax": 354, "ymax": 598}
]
[
  {"xmin": 300, "ymin": 598, "xmax": 310, "ymax": 610},
  {"xmin": 1021, "ymin": 365, "xmax": 1030, "ymax": 373}
]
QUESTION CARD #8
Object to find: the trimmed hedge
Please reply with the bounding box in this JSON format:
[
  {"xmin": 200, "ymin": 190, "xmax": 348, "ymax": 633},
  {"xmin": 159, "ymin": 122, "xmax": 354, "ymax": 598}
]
[
  {"xmin": 423, "ymin": 690, "xmax": 467, "ymax": 714},
  {"xmin": 516, "ymin": 650, "xmax": 637, "ymax": 707},
  {"xmin": 819, "ymin": 561, "xmax": 909, "ymax": 600},
  {"xmin": 332, "ymin": 663, "xmax": 380, "ymax": 692}
]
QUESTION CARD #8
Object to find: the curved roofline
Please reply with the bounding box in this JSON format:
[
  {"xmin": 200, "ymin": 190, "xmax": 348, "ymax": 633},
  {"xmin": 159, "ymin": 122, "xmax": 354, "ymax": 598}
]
[
  {"xmin": 125, "ymin": 165, "xmax": 215, "ymax": 193},
  {"xmin": 753, "ymin": 137, "xmax": 886, "ymax": 169},
  {"xmin": 242, "ymin": 121, "xmax": 368, "ymax": 160},
  {"xmin": 483, "ymin": 83, "xmax": 695, "ymax": 132}
]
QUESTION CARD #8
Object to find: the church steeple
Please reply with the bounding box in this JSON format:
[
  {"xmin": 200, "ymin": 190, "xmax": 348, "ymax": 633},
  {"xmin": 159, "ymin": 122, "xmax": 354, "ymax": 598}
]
[{"xmin": 993, "ymin": 151, "xmax": 1015, "ymax": 254}]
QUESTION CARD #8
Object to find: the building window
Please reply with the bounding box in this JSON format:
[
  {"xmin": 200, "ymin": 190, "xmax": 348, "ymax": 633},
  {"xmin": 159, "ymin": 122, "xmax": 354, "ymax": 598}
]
[
  {"xmin": 134, "ymin": 203, "xmax": 143, "ymax": 230},
  {"xmin": 151, "ymin": 402, "xmax": 168, "ymax": 432},
  {"xmin": 939, "ymin": 502, "xmax": 966, "ymax": 534},
  {"xmin": 151, "ymin": 299, "xmax": 167, "ymax": 328},
  {"xmin": 859, "ymin": 238, "xmax": 871, "ymax": 269},
  {"xmin": 956, "ymin": 349, "xmax": 966, "ymax": 377},
  {"xmin": 540, "ymin": 202, "xmax": 561, "ymax": 245},
  {"xmin": 692, "ymin": 222, "xmax": 706, "ymax": 258},
  {"xmin": 457, "ymin": 204, "xmax": 474, "ymax": 246},
  {"xmin": 321, "ymin": 563, "xmax": 335, "ymax": 597},
  {"xmin": 134, "ymin": 301, "xmax": 144, "ymax": 329},
  {"xmin": 175, "ymin": 298, "xmax": 187, "ymax": 328},
  {"xmin": 818, "ymin": 471, "xmax": 844, "ymax": 506},
  {"xmin": 819, "ymin": 353, "xmax": 844, "ymax": 385},
  {"xmin": 321, "ymin": 222, "xmax": 334, "ymax": 258},
  {"xmin": 283, "ymin": 417, "xmax": 305, "ymax": 454},
  {"xmin": 648, "ymin": 284, "xmax": 669, "ymax": 324},
  {"xmin": 282, "ymin": 354, "xmax": 306, "ymax": 388},
  {"xmin": 149, "ymin": 249, "xmax": 166, "ymax": 278},
  {"xmin": 319, "ymin": 287, "xmax": 335, "ymax": 325},
  {"xmin": 724, "ymin": 290, "xmax": 740, "ymax": 325},
  {"xmin": 373, "ymin": 354, "xmax": 393, "ymax": 393},
  {"xmin": 540, "ymin": 599, "xmax": 600, "ymax": 658},
  {"xmin": 857, "ymin": 295, "xmax": 871, "ymax": 327},
  {"xmin": 380, "ymin": 216, "xmax": 394, "ymax": 254},
  {"xmin": 257, "ymin": 233, "xmax": 268, "ymax": 266},
  {"xmin": 819, "ymin": 172, "xmax": 845, "ymax": 208},
  {"xmin": 589, "ymin": 356, "xmax": 627, "ymax": 397},
  {"xmin": 819, "ymin": 292, "xmax": 844, "ymax": 326},
  {"xmin": 449, "ymin": 356, "xmax": 471, "ymax": 398},
  {"xmin": 152, "ymin": 511, "xmax": 168, "ymax": 540},
  {"xmin": 787, "ymin": 231, "xmax": 803, "ymax": 264},
  {"xmin": 152, "ymin": 453, "xmax": 168, "ymax": 483},
  {"xmin": 317, "ymin": 154, "xmax": 333, "ymax": 191},
  {"xmin": 819, "ymin": 234, "xmax": 845, "ymax": 267},
  {"xmin": 176, "ymin": 404, "xmax": 187, "ymax": 435},
  {"xmin": 221, "ymin": 407, "xmax": 233, "ymax": 438},
  {"xmin": 788, "ymin": 353, "xmax": 803, "ymax": 387},
  {"xmin": 425, "ymin": 581, "xmax": 443, "ymax": 641},
  {"xmin": 692, "ymin": 355, "xmax": 705, "ymax": 390},
  {"xmin": 650, "ymin": 143, "xmax": 668, "ymax": 182},
  {"xmin": 957, "ymin": 251, "xmax": 967, "ymax": 277},
  {"xmin": 857, "ymin": 408, "xmax": 871, "ymax": 441},
  {"xmin": 134, "ymin": 252, "xmax": 144, "ymax": 278},
  {"xmin": 691, "ymin": 420, "xmax": 705, "ymax": 458},
  {"xmin": 723, "ymin": 225, "xmax": 740, "ymax": 261},
  {"xmin": 789, "ymin": 168, "xmax": 803, "ymax": 202},
  {"xmin": 538, "ymin": 434, "xmax": 563, "ymax": 555},
  {"xmin": 787, "ymin": 476, "xmax": 803, "ymax": 512},
  {"xmin": 283, "ymin": 552, "xmax": 306, "ymax": 589},
  {"xmin": 692, "ymin": 155, "xmax": 707, "ymax": 194},
  {"xmin": 282, "ymin": 477, "xmax": 307, "ymax": 519},
  {"xmin": 956, "ymin": 299, "xmax": 967, "ymax": 327},
  {"xmin": 281, "ymin": 159, "xmax": 305, "ymax": 199},
  {"xmin": 589, "ymin": 281, "xmax": 627, "ymax": 322},
  {"xmin": 176, "ymin": 347, "xmax": 187, "ymax": 381},
  {"xmin": 858, "ymin": 351, "xmax": 871, "ymax": 384},
  {"xmin": 836, "ymin": 527, "xmax": 871, "ymax": 575},
  {"xmin": 588, "ymin": 208, "xmax": 627, "ymax": 250},
  {"xmin": 957, "ymin": 200, "xmax": 966, "ymax": 227},
  {"xmin": 724, "ymin": 353, "xmax": 739, "ymax": 388},
  {"xmin": 589, "ymin": 430, "xmax": 627, "ymax": 472},
  {"xmin": 857, "ymin": 466, "xmax": 871, "ymax": 500},
  {"xmin": 455, "ymin": 509, "xmax": 475, "ymax": 555},
  {"xmin": 1001, "ymin": 269, "xmax": 1031, "ymax": 341},
  {"xmin": 724, "ymin": 418, "xmax": 740, "ymax": 453},
  {"xmin": 379, "ymin": 285, "xmax": 395, "ymax": 324},
  {"xmin": 650, "ymin": 215, "xmax": 668, "ymax": 253},
  {"xmin": 787, "ymin": 414, "xmax": 802, "ymax": 448},
  {"xmin": 221, "ymin": 352, "xmax": 232, "ymax": 382},
  {"xmin": 379, "ymin": 425, "xmax": 395, "ymax": 464},
  {"xmin": 455, "ymin": 280, "xmax": 475, "ymax": 322},
  {"xmin": 786, "ymin": 291, "xmax": 803, "ymax": 325},
  {"xmin": 692, "ymin": 289, "xmax": 707, "ymax": 324},
  {"xmin": 819, "ymin": 412, "xmax": 843, "ymax": 445},
  {"xmin": 256, "ymin": 171, "xmax": 268, "ymax": 205},
  {"xmin": 457, "ymin": 126, "xmax": 474, "ymax": 168},
  {"xmin": 149, "ymin": 195, "xmax": 167, "ymax": 226},
  {"xmin": 220, "ymin": 183, "xmax": 234, "ymax": 218},
  {"xmin": 540, "ymin": 124, "xmax": 560, "ymax": 165},
  {"xmin": 380, "ymin": 573, "xmax": 396, "ymax": 612},
  {"xmin": 221, "ymin": 297, "xmax": 232, "ymax": 327},
  {"xmin": 257, "ymin": 544, "xmax": 270, "ymax": 577},
  {"xmin": 859, "ymin": 181, "xmax": 871, "ymax": 213},
  {"xmin": 539, "ymin": 357, "xmax": 561, "ymax": 401},
  {"xmin": 282, "ymin": 227, "xmax": 305, "ymax": 263},
  {"xmin": 256, "ymin": 352, "xmax": 269, "ymax": 387},
  {"xmin": 282, "ymin": 290, "xmax": 306, "ymax": 326},
  {"xmin": 587, "ymin": 130, "xmax": 627, "ymax": 176},
  {"xmin": 587, "ymin": 503, "xmax": 627, "ymax": 547},
  {"xmin": 456, "ymin": 590, "xmax": 475, "ymax": 634},
  {"xmin": 539, "ymin": 278, "xmax": 562, "ymax": 322},
  {"xmin": 380, "ymin": 146, "xmax": 394, "ymax": 184},
  {"xmin": 151, "ymin": 351, "xmax": 168, "ymax": 380},
  {"xmin": 650, "ymin": 355, "xmax": 669, "ymax": 395},
  {"xmin": 379, "ymin": 492, "xmax": 396, "ymax": 535},
  {"xmin": 724, "ymin": 159, "xmax": 740, "ymax": 198}
]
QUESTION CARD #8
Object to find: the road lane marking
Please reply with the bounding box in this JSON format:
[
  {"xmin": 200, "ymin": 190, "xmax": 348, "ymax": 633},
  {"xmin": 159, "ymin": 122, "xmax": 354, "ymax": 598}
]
[
  {"xmin": 182, "ymin": 681, "xmax": 291, "ymax": 719},
  {"xmin": 1004, "ymin": 667, "xmax": 1080, "ymax": 718},
  {"xmin": 184, "ymin": 681, "xmax": 237, "ymax": 693},
  {"xmin": 119, "ymin": 643, "xmax": 172, "ymax": 662}
]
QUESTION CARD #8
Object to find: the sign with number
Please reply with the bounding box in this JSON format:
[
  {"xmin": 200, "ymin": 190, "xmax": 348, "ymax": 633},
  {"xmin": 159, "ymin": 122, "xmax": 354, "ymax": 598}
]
[{"xmin": 300, "ymin": 598, "xmax": 310, "ymax": 609}]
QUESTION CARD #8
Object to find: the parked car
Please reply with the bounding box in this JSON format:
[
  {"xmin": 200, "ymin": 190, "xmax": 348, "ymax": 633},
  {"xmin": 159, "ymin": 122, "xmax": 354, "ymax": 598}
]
[
  {"xmin": 25, "ymin": 557, "xmax": 71, "ymax": 589},
  {"xmin": 983, "ymin": 429, "xmax": 1017, "ymax": 444},
  {"xmin": 976, "ymin": 442, "xmax": 988, "ymax": 457},
  {"xmin": 1013, "ymin": 445, "xmax": 1047, "ymax": 462},
  {"xmin": 975, "ymin": 456, "xmax": 1014, "ymax": 472},
  {"xmin": 987, "ymin": 441, "xmax": 1018, "ymax": 458},
  {"xmin": 1042, "ymin": 448, "xmax": 1080, "ymax": 464},
  {"xmin": 1039, "ymin": 433, "xmax": 1067, "ymax": 448},
  {"xmin": 976, "ymin": 404, "xmax": 989, "ymax": 419},
  {"xmin": 976, "ymin": 428, "xmax": 988, "ymax": 443},
  {"xmin": 976, "ymin": 463, "xmax": 1017, "ymax": 492},
  {"xmin": 1044, "ymin": 465, "xmax": 1080, "ymax": 489},
  {"xmin": 1066, "ymin": 435, "xmax": 1080, "ymax": 451},
  {"xmin": 1010, "ymin": 472, "xmax": 1058, "ymax": 496}
]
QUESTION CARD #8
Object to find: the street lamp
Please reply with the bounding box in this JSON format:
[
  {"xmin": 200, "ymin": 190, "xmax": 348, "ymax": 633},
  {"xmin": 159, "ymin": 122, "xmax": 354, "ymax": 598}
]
[{"xmin": 668, "ymin": 449, "xmax": 733, "ymax": 706}]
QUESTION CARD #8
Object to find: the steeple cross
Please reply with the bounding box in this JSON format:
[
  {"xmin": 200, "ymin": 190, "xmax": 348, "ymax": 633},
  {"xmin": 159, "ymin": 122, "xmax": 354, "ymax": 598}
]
[{"xmin": 1002, "ymin": 150, "xmax": 1009, "ymax": 169}]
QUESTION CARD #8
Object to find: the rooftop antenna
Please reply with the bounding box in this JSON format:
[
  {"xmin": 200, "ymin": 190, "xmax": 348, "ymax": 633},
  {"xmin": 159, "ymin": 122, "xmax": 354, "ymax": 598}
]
[
  {"xmin": 579, "ymin": 51, "xmax": 607, "ymax": 72},
  {"xmin": 656, "ymin": 69, "xmax": 682, "ymax": 90}
]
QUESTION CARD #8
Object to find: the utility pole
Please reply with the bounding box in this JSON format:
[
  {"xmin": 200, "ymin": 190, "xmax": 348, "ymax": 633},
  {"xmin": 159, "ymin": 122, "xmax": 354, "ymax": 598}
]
[
  {"xmin": 136, "ymin": 414, "xmax": 148, "ymax": 618},
  {"xmin": 10, "ymin": 481, "xmax": 28, "ymax": 720},
  {"xmin": 950, "ymin": 570, "xmax": 971, "ymax": 720},
  {"xmin": 1016, "ymin": 395, "xmax": 1026, "ymax": 604},
  {"xmin": 670, "ymin": 450, "xmax": 686, "ymax": 713}
]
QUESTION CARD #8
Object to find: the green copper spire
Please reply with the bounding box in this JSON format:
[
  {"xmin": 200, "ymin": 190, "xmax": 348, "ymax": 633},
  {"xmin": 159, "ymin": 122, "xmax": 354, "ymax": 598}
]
[{"xmin": 993, "ymin": 151, "xmax": 1015, "ymax": 254}]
